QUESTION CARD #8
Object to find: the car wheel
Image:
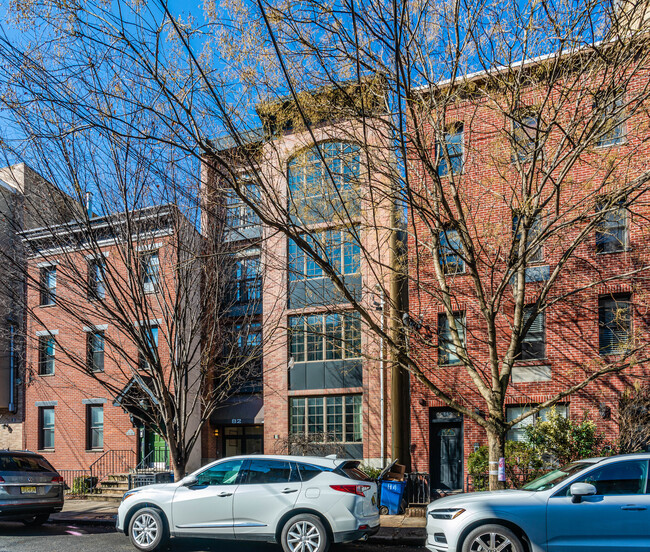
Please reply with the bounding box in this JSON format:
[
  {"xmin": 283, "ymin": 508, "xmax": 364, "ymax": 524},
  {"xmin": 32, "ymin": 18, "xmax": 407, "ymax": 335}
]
[
  {"xmin": 379, "ymin": 505, "xmax": 389, "ymax": 515},
  {"xmin": 281, "ymin": 513, "xmax": 330, "ymax": 552},
  {"xmin": 22, "ymin": 514, "xmax": 49, "ymax": 526},
  {"xmin": 462, "ymin": 524, "xmax": 524, "ymax": 552},
  {"xmin": 128, "ymin": 507, "xmax": 168, "ymax": 552}
]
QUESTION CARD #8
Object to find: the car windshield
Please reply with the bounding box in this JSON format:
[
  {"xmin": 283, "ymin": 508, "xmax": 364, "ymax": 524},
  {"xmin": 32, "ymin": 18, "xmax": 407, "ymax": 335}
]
[{"xmin": 521, "ymin": 461, "xmax": 593, "ymax": 491}]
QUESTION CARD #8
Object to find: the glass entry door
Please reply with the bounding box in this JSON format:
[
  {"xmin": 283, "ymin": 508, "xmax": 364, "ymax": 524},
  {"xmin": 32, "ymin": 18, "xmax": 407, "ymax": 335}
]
[{"xmin": 223, "ymin": 425, "xmax": 263, "ymax": 457}]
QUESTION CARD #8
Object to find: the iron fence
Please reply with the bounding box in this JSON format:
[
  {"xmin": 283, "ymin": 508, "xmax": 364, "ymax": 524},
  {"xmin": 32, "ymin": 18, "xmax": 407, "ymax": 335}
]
[
  {"xmin": 58, "ymin": 469, "xmax": 94, "ymax": 495},
  {"xmin": 405, "ymin": 472, "xmax": 431, "ymax": 505}
]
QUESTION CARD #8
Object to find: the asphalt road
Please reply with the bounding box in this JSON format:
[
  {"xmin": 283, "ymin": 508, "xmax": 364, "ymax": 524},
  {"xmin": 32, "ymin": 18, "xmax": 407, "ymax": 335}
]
[{"xmin": 0, "ymin": 522, "xmax": 423, "ymax": 552}]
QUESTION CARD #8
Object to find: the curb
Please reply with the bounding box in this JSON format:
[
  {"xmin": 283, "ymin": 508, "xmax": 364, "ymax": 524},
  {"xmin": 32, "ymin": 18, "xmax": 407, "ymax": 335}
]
[{"xmin": 48, "ymin": 515, "xmax": 117, "ymax": 527}]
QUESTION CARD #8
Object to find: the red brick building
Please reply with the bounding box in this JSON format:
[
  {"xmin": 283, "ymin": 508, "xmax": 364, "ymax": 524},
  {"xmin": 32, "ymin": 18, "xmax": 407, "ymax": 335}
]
[
  {"xmin": 407, "ymin": 48, "xmax": 650, "ymax": 490},
  {"xmin": 20, "ymin": 204, "xmax": 202, "ymax": 477}
]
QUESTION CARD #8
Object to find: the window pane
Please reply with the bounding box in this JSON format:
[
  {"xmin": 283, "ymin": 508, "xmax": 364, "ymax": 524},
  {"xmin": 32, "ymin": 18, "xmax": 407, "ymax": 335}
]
[
  {"xmin": 438, "ymin": 124, "xmax": 463, "ymax": 176},
  {"xmin": 596, "ymin": 201, "xmax": 626, "ymax": 253},
  {"xmin": 520, "ymin": 307, "xmax": 545, "ymax": 361},
  {"xmin": 345, "ymin": 395, "xmax": 363, "ymax": 442},
  {"xmin": 578, "ymin": 460, "xmax": 647, "ymax": 495},
  {"xmin": 196, "ymin": 460, "xmax": 244, "ymax": 486},
  {"xmin": 596, "ymin": 90, "xmax": 626, "ymax": 147},
  {"xmin": 245, "ymin": 460, "xmax": 293, "ymax": 484},
  {"xmin": 290, "ymin": 398, "xmax": 306, "ymax": 435},
  {"xmin": 599, "ymin": 295, "xmax": 631, "ymax": 355},
  {"xmin": 306, "ymin": 316, "xmax": 323, "ymax": 361},
  {"xmin": 438, "ymin": 313, "xmax": 465, "ymax": 365},
  {"xmin": 325, "ymin": 314, "xmax": 343, "ymax": 360},
  {"xmin": 326, "ymin": 396, "xmax": 343, "ymax": 441},
  {"xmin": 307, "ymin": 397, "xmax": 324, "ymax": 435},
  {"xmin": 289, "ymin": 316, "xmax": 305, "ymax": 362},
  {"xmin": 439, "ymin": 229, "xmax": 464, "ymax": 274}
]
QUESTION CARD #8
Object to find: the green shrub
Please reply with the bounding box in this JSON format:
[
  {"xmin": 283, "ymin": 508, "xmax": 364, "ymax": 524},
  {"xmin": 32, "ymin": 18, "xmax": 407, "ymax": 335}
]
[
  {"xmin": 467, "ymin": 441, "xmax": 544, "ymax": 490},
  {"xmin": 359, "ymin": 465, "xmax": 383, "ymax": 480},
  {"xmin": 71, "ymin": 476, "xmax": 98, "ymax": 494}
]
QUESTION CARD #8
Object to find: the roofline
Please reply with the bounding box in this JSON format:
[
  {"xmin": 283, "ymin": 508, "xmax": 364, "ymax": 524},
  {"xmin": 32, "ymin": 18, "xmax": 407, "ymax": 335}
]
[{"xmin": 414, "ymin": 38, "xmax": 610, "ymax": 94}]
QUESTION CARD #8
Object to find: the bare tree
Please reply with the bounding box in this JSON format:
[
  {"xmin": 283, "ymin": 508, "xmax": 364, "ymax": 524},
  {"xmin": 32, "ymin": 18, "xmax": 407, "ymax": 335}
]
[{"xmin": 2, "ymin": 0, "xmax": 650, "ymax": 488}]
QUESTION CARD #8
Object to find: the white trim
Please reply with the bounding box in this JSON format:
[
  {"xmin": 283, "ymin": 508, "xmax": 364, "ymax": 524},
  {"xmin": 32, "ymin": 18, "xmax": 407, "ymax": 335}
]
[
  {"xmin": 36, "ymin": 261, "xmax": 59, "ymax": 268},
  {"xmin": 82, "ymin": 324, "xmax": 108, "ymax": 333},
  {"xmin": 85, "ymin": 251, "xmax": 110, "ymax": 260},
  {"xmin": 133, "ymin": 318, "xmax": 163, "ymax": 327},
  {"xmin": 136, "ymin": 242, "xmax": 163, "ymax": 252},
  {"xmin": 35, "ymin": 329, "xmax": 58, "ymax": 336}
]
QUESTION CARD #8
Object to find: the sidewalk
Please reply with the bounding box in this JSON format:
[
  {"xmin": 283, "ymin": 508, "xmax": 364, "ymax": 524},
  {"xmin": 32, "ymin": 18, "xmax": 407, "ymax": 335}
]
[{"xmin": 50, "ymin": 500, "xmax": 426, "ymax": 544}]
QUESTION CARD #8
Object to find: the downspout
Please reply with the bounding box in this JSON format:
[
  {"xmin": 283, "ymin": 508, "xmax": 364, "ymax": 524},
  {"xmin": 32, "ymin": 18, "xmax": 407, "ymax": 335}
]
[{"xmin": 8, "ymin": 322, "xmax": 15, "ymax": 413}]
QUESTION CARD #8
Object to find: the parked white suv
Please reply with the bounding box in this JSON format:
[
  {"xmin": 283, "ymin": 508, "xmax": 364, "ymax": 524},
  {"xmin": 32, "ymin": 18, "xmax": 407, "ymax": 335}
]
[{"xmin": 117, "ymin": 455, "xmax": 379, "ymax": 552}]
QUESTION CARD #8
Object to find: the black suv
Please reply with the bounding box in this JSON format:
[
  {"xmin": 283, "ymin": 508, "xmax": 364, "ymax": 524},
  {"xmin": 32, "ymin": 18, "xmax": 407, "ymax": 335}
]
[{"xmin": 0, "ymin": 450, "xmax": 64, "ymax": 526}]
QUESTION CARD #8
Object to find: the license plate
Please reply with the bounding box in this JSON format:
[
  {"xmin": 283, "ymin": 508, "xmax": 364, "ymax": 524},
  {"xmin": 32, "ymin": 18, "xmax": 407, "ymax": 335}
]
[{"xmin": 20, "ymin": 486, "xmax": 37, "ymax": 494}]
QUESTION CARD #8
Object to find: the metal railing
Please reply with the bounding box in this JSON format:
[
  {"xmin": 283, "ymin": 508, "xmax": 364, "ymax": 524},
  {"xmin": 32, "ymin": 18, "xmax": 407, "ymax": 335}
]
[
  {"xmin": 89, "ymin": 449, "xmax": 137, "ymax": 486},
  {"xmin": 59, "ymin": 469, "xmax": 94, "ymax": 495},
  {"xmin": 405, "ymin": 472, "xmax": 431, "ymax": 505},
  {"xmin": 136, "ymin": 448, "xmax": 170, "ymax": 472}
]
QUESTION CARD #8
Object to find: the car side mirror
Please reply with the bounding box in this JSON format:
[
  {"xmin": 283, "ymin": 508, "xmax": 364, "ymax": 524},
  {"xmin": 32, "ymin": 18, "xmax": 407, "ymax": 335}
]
[
  {"xmin": 570, "ymin": 482, "xmax": 597, "ymax": 503},
  {"xmin": 181, "ymin": 475, "xmax": 198, "ymax": 487}
]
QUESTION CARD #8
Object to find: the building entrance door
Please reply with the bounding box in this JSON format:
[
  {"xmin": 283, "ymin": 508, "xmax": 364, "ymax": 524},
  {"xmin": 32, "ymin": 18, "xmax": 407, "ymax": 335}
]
[
  {"xmin": 429, "ymin": 409, "xmax": 463, "ymax": 491},
  {"xmin": 144, "ymin": 430, "xmax": 169, "ymax": 469},
  {"xmin": 223, "ymin": 425, "xmax": 263, "ymax": 457}
]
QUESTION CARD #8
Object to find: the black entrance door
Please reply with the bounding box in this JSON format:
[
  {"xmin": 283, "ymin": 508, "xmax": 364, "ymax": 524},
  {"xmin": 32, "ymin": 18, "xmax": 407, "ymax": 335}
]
[{"xmin": 430, "ymin": 409, "xmax": 463, "ymax": 490}]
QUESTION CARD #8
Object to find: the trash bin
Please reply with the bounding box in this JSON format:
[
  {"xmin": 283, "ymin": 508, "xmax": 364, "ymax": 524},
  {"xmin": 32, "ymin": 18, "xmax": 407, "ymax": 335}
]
[{"xmin": 379, "ymin": 480, "xmax": 408, "ymax": 515}]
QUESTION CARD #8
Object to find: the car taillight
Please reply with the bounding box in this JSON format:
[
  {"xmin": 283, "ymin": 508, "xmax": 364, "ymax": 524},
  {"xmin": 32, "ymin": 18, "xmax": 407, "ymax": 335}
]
[
  {"xmin": 330, "ymin": 484, "xmax": 372, "ymax": 497},
  {"xmin": 51, "ymin": 476, "xmax": 64, "ymax": 483},
  {"xmin": 0, "ymin": 476, "xmax": 4, "ymax": 482}
]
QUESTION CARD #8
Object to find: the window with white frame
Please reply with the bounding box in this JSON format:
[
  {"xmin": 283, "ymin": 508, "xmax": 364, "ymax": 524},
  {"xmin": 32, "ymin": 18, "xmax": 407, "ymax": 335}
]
[
  {"xmin": 596, "ymin": 199, "xmax": 627, "ymax": 253},
  {"xmin": 599, "ymin": 293, "xmax": 632, "ymax": 355},
  {"xmin": 138, "ymin": 325, "xmax": 159, "ymax": 369},
  {"xmin": 87, "ymin": 405, "xmax": 104, "ymax": 450},
  {"xmin": 439, "ymin": 228, "xmax": 465, "ymax": 275},
  {"xmin": 39, "ymin": 407, "xmax": 55, "ymax": 449},
  {"xmin": 40, "ymin": 266, "xmax": 56, "ymax": 306},
  {"xmin": 88, "ymin": 258, "xmax": 106, "ymax": 300},
  {"xmin": 517, "ymin": 306, "xmax": 545, "ymax": 361},
  {"xmin": 595, "ymin": 89, "xmax": 626, "ymax": 147},
  {"xmin": 141, "ymin": 251, "xmax": 160, "ymax": 294},
  {"xmin": 506, "ymin": 404, "xmax": 568, "ymax": 441},
  {"xmin": 438, "ymin": 312, "xmax": 465, "ymax": 366},
  {"xmin": 437, "ymin": 123, "xmax": 464, "ymax": 176},
  {"xmin": 87, "ymin": 331, "xmax": 105, "ymax": 373},
  {"xmin": 38, "ymin": 335, "xmax": 55, "ymax": 375}
]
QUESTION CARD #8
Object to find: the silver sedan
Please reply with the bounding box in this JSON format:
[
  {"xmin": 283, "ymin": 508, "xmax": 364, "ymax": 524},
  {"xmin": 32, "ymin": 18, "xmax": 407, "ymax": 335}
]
[{"xmin": 426, "ymin": 452, "xmax": 650, "ymax": 552}]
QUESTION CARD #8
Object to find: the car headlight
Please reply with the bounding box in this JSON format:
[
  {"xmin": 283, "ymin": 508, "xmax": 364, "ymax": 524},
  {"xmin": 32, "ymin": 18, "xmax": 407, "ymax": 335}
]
[
  {"xmin": 122, "ymin": 489, "xmax": 142, "ymax": 502},
  {"xmin": 429, "ymin": 508, "xmax": 466, "ymax": 520}
]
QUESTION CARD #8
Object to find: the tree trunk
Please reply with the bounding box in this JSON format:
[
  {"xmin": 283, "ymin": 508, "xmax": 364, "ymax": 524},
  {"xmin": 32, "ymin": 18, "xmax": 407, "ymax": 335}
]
[
  {"xmin": 169, "ymin": 445, "xmax": 186, "ymax": 482},
  {"xmin": 487, "ymin": 429, "xmax": 507, "ymax": 491}
]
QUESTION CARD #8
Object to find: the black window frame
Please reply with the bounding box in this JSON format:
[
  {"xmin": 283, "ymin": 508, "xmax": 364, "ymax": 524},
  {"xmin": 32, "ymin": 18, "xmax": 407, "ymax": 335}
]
[
  {"xmin": 38, "ymin": 335, "xmax": 55, "ymax": 375},
  {"xmin": 38, "ymin": 406, "xmax": 55, "ymax": 450},
  {"xmin": 86, "ymin": 404, "xmax": 104, "ymax": 451},
  {"xmin": 595, "ymin": 89, "xmax": 626, "ymax": 147},
  {"xmin": 516, "ymin": 306, "xmax": 546, "ymax": 361},
  {"xmin": 86, "ymin": 330, "xmax": 105, "ymax": 373},
  {"xmin": 438, "ymin": 312, "xmax": 466, "ymax": 366},
  {"xmin": 40, "ymin": 266, "xmax": 57, "ymax": 306},
  {"xmin": 87, "ymin": 258, "xmax": 106, "ymax": 300},
  {"xmin": 599, "ymin": 293, "xmax": 632, "ymax": 356},
  {"xmin": 289, "ymin": 312, "xmax": 361, "ymax": 363},
  {"xmin": 596, "ymin": 199, "xmax": 627, "ymax": 254},
  {"xmin": 439, "ymin": 228, "xmax": 465, "ymax": 275},
  {"xmin": 437, "ymin": 123, "xmax": 464, "ymax": 177}
]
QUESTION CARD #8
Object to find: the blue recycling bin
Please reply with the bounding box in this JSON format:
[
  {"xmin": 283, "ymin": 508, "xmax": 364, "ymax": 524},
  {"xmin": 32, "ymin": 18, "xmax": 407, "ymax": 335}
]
[{"xmin": 379, "ymin": 480, "xmax": 407, "ymax": 515}]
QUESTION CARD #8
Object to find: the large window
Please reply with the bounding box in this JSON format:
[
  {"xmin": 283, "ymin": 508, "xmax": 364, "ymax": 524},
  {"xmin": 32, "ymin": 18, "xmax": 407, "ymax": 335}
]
[
  {"xmin": 226, "ymin": 322, "xmax": 262, "ymax": 393},
  {"xmin": 87, "ymin": 405, "xmax": 104, "ymax": 450},
  {"xmin": 40, "ymin": 266, "xmax": 56, "ymax": 306},
  {"xmin": 517, "ymin": 306, "xmax": 545, "ymax": 361},
  {"xmin": 141, "ymin": 251, "xmax": 160, "ymax": 294},
  {"xmin": 289, "ymin": 312, "xmax": 361, "ymax": 363},
  {"xmin": 290, "ymin": 395, "xmax": 362, "ymax": 444},
  {"xmin": 599, "ymin": 294, "xmax": 632, "ymax": 355},
  {"xmin": 87, "ymin": 331, "xmax": 105, "ymax": 373},
  {"xmin": 506, "ymin": 404, "xmax": 567, "ymax": 441},
  {"xmin": 226, "ymin": 175, "xmax": 261, "ymax": 229},
  {"xmin": 88, "ymin": 258, "xmax": 106, "ymax": 300},
  {"xmin": 437, "ymin": 123, "xmax": 464, "ymax": 176},
  {"xmin": 438, "ymin": 313, "xmax": 465, "ymax": 366},
  {"xmin": 38, "ymin": 335, "xmax": 55, "ymax": 375},
  {"xmin": 288, "ymin": 142, "xmax": 360, "ymax": 221},
  {"xmin": 513, "ymin": 214, "xmax": 543, "ymax": 263},
  {"xmin": 595, "ymin": 89, "xmax": 626, "ymax": 147},
  {"xmin": 596, "ymin": 200, "xmax": 627, "ymax": 253},
  {"xmin": 439, "ymin": 228, "xmax": 464, "ymax": 275},
  {"xmin": 39, "ymin": 407, "xmax": 55, "ymax": 450},
  {"xmin": 289, "ymin": 228, "xmax": 360, "ymax": 281}
]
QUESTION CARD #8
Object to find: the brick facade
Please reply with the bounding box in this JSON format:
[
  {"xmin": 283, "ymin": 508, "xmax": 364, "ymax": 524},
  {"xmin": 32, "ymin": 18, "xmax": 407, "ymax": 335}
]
[{"xmin": 407, "ymin": 64, "xmax": 650, "ymax": 488}]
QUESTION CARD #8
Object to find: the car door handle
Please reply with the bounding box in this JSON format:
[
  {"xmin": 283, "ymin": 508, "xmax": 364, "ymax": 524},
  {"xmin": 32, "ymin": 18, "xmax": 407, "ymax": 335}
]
[
  {"xmin": 621, "ymin": 505, "xmax": 646, "ymax": 511},
  {"xmin": 218, "ymin": 492, "xmax": 233, "ymax": 497},
  {"xmin": 281, "ymin": 488, "xmax": 298, "ymax": 494}
]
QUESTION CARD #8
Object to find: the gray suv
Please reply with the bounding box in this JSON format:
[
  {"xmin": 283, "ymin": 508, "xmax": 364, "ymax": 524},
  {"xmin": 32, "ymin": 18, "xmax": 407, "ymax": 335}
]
[{"xmin": 0, "ymin": 450, "xmax": 64, "ymax": 526}]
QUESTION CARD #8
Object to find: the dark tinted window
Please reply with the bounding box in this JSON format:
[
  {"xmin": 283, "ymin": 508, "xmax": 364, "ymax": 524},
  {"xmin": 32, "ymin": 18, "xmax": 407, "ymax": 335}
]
[
  {"xmin": 298, "ymin": 463, "xmax": 325, "ymax": 482},
  {"xmin": 0, "ymin": 454, "xmax": 55, "ymax": 472},
  {"xmin": 244, "ymin": 460, "xmax": 295, "ymax": 484},
  {"xmin": 338, "ymin": 461, "xmax": 371, "ymax": 481},
  {"xmin": 574, "ymin": 460, "xmax": 648, "ymax": 496},
  {"xmin": 196, "ymin": 460, "xmax": 243, "ymax": 486}
]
